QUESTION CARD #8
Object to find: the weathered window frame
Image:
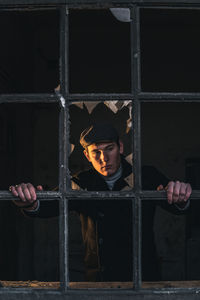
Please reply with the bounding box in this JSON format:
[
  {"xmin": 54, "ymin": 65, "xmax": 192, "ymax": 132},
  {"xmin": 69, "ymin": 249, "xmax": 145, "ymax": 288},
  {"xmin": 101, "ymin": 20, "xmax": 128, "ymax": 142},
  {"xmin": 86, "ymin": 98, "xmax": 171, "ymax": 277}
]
[{"xmin": 1, "ymin": 1, "xmax": 200, "ymax": 299}]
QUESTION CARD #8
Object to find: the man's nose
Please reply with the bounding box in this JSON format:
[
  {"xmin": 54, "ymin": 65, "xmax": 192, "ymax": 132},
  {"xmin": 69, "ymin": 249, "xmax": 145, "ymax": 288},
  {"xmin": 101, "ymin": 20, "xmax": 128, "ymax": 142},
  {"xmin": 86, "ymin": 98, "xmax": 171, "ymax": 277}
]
[{"xmin": 100, "ymin": 151, "xmax": 109, "ymax": 162}]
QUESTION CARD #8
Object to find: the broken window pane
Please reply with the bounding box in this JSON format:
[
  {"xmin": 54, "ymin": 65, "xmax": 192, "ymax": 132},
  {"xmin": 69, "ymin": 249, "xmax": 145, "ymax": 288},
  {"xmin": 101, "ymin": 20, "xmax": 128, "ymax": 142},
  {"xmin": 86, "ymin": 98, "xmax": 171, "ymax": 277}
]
[
  {"xmin": 0, "ymin": 10, "xmax": 59, "ymax": 94},
  {"xmin": 69, "ymin": 9, "xmax": 131, "ymax": 93},
  {"xmin": 69, "ymin": 101, "xmax": 133, "ymax": 190},
  {"xmin": 140, "ymin": 9, "xmax": 200, "ymax": 92},
  {"xmin": 68, "ymin": 200, "xmax": 133, "ymax": 287},
  {"xmin": 0, "ymin": 103, "xmax": 59, "ymax": 190}
]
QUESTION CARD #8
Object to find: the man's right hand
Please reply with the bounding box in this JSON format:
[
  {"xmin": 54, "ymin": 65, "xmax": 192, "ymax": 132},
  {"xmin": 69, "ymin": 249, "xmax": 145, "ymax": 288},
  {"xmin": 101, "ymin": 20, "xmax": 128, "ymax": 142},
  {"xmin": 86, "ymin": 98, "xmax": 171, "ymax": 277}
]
[{"xmin": 9, "ymin": 183, "xmax": 43, "ymax": 210}]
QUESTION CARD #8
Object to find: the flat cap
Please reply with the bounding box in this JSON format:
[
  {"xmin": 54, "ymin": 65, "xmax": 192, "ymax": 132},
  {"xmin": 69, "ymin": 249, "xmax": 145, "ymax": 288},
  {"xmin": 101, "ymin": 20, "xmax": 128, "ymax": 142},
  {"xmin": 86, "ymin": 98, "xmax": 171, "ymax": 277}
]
[{"xmin": 80, "ymin": 123, "xmax": 119, "ymax": 149}]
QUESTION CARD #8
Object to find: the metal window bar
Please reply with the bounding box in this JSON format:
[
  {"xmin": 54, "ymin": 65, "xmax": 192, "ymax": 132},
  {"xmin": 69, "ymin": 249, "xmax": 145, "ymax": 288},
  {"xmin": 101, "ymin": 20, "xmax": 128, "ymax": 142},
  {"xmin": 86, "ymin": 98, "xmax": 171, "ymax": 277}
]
[
  {"xmin": 1, "ymin": 0, "xmax": 200, "ymax": 6},
  {"xmin": 59, "ymin": 4, "xmax": 69, "ymax": 290},
  {"xmin": 132, "ymin": 5, "xmax": 142, "ymax": 290},
  {"xmin": 0, "ymin": 2, "xmax": 199, "ymax": 299}
]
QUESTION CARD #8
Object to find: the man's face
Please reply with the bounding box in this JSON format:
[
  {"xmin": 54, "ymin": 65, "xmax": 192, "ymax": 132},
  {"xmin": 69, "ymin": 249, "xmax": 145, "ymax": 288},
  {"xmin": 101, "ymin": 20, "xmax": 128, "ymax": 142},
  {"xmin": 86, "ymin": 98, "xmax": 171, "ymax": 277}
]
[{"xmin": 84, "ymin": 141, "xmax": 123, "ymax": 177}]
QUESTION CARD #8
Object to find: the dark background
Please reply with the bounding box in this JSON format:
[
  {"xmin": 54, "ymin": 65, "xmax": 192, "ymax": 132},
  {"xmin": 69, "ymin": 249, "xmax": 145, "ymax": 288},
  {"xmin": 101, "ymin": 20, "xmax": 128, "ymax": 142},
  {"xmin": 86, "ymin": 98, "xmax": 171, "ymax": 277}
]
[{"xmin": 0, "ymin": 8, "xmax": 199, "ymax": 282}]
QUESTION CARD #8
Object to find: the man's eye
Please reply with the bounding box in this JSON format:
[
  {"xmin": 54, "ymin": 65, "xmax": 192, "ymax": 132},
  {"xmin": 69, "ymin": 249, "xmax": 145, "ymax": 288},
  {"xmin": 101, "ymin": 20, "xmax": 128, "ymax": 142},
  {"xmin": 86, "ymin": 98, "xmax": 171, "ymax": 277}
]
[
  {"xmin": 93, "ymin": 151, "xmax": 100, "ymax": 156},
  {"xmin": 107, "ymin": 147, "xmax": 113, "ymax": 151}
]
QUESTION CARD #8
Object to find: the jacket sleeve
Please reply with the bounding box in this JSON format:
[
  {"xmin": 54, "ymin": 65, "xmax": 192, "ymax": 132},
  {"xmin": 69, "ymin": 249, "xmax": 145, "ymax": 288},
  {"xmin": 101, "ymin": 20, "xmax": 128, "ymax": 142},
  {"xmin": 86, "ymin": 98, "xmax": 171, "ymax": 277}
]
[{"xmin": 23, "ymin": 200, "xmax": 59, "ymax": 218}]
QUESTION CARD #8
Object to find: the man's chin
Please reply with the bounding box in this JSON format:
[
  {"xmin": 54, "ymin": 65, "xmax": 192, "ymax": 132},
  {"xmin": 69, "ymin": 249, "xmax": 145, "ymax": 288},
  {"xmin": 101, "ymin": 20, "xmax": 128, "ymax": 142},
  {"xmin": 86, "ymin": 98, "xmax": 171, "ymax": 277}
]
[{"xmin": 101, "ymin": 170, "xmax": 115, "ymax": 177}]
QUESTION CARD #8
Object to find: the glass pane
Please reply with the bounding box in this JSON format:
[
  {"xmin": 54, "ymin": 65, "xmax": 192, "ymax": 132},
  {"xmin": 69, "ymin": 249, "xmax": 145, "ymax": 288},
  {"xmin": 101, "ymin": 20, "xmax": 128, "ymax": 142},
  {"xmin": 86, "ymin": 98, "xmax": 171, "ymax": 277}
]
[
  {"xmin": 69, "ymin": 101, "xmax": 133, "ymax": 190},
  {"xmin": 0, "ymin": 103, "xmax": 59, "ymax": 190},
  {"xmin": 142, "ymin": 199, "xmax": 200, "ymax": 289},
  {"xmin": 69, "ymin": 9, "xmax": 131, "ymax": 93},
  {"xmin": 142, "ymin": 200, "xmax": 188, "ymax": 287},
  {"xmin": 141, "ymin": 103, "xmax": 200, "ymax": 190},
  {"xmin": 187, "ymin": 199, "xmax": 200, "ymax": 281},
  {"xmin": 69, "ymin": 200, "xmax": 133, "ymax": 288},
  {"xmin": 0, "ymin": 201, "xmax": 59, "ymax": 288},
  {"xmin": 0, "ymin": 10, "xmax": 59, "ymax": 94},
  {"xmin": 141, "ymin": 9, "xmax": 200, "ymax": 92}
]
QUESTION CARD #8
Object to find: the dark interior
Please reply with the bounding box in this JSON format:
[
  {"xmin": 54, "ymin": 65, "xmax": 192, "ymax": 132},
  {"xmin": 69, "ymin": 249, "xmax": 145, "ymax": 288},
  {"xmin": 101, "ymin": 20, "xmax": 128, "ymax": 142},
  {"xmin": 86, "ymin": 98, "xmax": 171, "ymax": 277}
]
[
  {"xmin": 0, "ymin": 10, "xmax": 59, "ymax": 93},
  {"xmin": 0, "ymin": 8, "xmax": 200, "ymax": 284},
  {"xmin": 69, "ymin": 9, "xmax": 131, "ymax": 93},
  {"xmin": 140, "ymin": 9, "xmax": 200, "ymax": 92}
]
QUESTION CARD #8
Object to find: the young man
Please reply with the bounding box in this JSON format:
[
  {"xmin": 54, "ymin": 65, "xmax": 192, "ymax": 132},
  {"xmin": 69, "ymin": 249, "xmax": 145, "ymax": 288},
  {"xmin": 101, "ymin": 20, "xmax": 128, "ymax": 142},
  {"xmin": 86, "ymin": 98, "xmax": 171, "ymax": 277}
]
[{"xmin": 10, "ymin": 123, "xmax": 192, "ymax": 282}]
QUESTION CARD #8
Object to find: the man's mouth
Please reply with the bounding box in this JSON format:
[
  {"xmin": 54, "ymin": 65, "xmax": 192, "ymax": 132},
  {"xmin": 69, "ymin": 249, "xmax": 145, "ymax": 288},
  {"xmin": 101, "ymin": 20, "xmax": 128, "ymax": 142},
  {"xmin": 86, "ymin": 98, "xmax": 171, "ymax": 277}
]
[{"xmin": 102, "ymin": 165, "xmax": 111, "ymax": 170}]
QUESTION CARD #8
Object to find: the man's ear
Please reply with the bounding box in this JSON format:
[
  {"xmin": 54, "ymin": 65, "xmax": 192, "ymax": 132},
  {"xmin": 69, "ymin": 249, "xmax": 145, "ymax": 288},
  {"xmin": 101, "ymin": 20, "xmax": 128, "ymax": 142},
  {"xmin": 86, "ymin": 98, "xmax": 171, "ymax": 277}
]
[
  {"xmin": 83, "ymin": 149, "xmax": 91, "ymax": 162},
  {"xmin": 119, "ymin": 140, "xmax": 124, "ymax": 154}
]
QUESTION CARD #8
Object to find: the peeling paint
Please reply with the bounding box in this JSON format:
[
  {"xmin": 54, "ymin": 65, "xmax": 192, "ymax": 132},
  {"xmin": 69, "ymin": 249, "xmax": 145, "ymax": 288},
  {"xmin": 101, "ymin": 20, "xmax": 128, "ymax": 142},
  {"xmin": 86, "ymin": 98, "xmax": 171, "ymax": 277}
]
[
  {"xmin": 59, "ymin": 95, "xmax": 65, "ymax": 108},
  {"xmin": 71, "ymin": 102, "xmax": 84, "ymax": 109}
]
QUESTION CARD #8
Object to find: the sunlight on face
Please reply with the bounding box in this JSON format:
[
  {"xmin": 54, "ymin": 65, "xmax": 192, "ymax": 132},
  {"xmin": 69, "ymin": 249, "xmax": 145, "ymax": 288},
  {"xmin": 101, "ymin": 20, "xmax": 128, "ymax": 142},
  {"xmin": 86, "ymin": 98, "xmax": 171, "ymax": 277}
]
[{"xmin": 84, "ymin": 141, "xmax": 123, "ymax": 177}]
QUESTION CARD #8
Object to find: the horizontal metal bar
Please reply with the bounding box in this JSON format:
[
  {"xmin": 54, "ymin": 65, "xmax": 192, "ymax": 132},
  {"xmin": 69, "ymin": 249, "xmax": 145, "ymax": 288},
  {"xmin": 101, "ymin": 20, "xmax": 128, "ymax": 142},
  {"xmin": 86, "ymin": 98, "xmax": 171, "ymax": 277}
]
[
  {"xmin": 1, "ymin": 190, "xmax": 200, "ymax": 200},
  {"xmin": 66, "ymin": 190, "xmax": 136, "ymax": 199},
  {"xmin": 68, "ymin": 94, "xmax": 134, "ymax": 102},
  {"xmin": 1, "ymin": 92, "xmax": 200, "ymax": 103},
  {"xmin": 1, "ymin": 286, "xmax": 200, "ymax": 299},
  {"xmin": 140, "ymin": 190, "xmax": 200, "ymax": 200},
  {"xmin": 140, "ymin": 5, "xmax": 200, "ymax": 9},
  {"xmin": 0, "ymin": 191, "xmax": 61, "ymax": 200},
  {"xmin": 0, "ymin": 6, "xmax": 58, "ymax": 10},
  {"xmin": 0, "ymin": 1, "xmax": 61, "ymax": 5},
  {"xmin": 0, "ymin": 0, "xmax": 200, "ymax": 6},
  {"xmin": 0, "ymin": 94, "xmax": 60, "ymax": 103},
  {"xmin": 139, "ymin": 93, "xmax": 200, "ymax": 101},
  {"xmin": 66, "ymin": 190, "xmax": 200, "ymax": 200},
  {"xmin": 66, "ymin": 0, "xmax": 200, "ymax": 5},
  {"xmin": 2, "ymin": 92, "xmax": 200, "ymax": 102}
]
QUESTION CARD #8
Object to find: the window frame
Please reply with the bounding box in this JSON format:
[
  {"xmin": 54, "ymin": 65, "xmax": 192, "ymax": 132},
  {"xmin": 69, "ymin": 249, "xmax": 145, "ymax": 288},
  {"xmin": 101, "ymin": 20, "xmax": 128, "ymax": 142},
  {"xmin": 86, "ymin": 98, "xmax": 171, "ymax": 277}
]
[{"xmin": 0, "ymin": 1, "xmax": 200, "ymax": 299}]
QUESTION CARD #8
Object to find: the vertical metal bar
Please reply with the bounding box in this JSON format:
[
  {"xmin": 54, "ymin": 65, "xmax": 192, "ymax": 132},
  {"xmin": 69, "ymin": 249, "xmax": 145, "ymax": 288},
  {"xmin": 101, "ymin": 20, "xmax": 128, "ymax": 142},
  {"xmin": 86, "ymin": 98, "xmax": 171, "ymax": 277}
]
[
  {"xmin": 65, "ymin": 5, "xmax": 72, "ymax": 289},
  {"xmin": 65, "ymin": 5, "xmax": 71, "ymax": 192},
  {"xmin": 132, "ymin": 7, "xmax": 142, "ymax": 190},
  {"xmin": 131, "ymin": 5, "xmax": 142, "ymax": 290},
  {"xmin": 59, "ymin": 5, "xmax": 69, "ymax": 291}
]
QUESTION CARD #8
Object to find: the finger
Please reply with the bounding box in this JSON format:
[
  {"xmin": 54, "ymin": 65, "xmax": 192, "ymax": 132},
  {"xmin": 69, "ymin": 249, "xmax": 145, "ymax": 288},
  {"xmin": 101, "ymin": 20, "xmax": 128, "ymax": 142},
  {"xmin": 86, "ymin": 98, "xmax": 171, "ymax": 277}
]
[
  {"xmin": 157, "ymin": 184, "xmax": 164, "ymax": 191},
  {"xmin": 9, "ymin": 185, "xmax": 19, "ymax": 197},
  {"xmin": 36, "ymin": 185, "xmax": 43, "ymax": 191},
  {"xmin": 172, "ymin": 181, "xmax": 181, "ymax": 203},
  {"xmin": 21, "ymin": 183, "xmax": 33, "ymax": 202},
  {"xmin": 178, "ymin": 183, "xmax": 187, "ymax": 202},
  {"xmin": 26, "ymin": 183, "xmax": 37, "ymax": 202},
  {"xmin": 16, "ymin": 183, "xmax": 28, "ymax": 202},
  {"xmin": 166, "ymin": 181, "xmax": 175, "ymax": 204},
  {"xmin": 184, "ymin": 183, "xmax": 192, "ymax": 202}
]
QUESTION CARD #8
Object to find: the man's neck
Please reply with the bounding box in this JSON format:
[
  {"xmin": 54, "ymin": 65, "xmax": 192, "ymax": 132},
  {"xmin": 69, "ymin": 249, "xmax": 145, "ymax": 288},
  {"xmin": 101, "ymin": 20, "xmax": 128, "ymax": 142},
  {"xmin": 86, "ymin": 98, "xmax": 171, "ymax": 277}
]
[{"xmin": 101, "ymin": 165, "xmax": 122, "ymax": 190}]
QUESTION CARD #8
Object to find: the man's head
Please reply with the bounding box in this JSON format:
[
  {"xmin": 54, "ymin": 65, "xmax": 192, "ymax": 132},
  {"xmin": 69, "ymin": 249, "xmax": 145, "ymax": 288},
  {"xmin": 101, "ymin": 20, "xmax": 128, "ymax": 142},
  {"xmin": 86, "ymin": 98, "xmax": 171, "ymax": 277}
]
[{"xmin": 80, "ymin": 123, "xmax": 123, "ymax": 177}]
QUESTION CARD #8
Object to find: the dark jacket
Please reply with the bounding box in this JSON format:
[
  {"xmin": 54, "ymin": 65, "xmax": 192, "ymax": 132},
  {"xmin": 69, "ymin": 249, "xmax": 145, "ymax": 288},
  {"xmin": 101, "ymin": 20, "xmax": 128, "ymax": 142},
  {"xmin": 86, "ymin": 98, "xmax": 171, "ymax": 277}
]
[
  {"xmin": 26, "ymin": 158, "xmax": 185, "ymax": 282},
  {"xmin": 70, "ymin": 158, "xmax": 174, "ymax": 281},
  {"xmin": 71, "ymin": 157, "xmax": 133, "ymax": 282}
]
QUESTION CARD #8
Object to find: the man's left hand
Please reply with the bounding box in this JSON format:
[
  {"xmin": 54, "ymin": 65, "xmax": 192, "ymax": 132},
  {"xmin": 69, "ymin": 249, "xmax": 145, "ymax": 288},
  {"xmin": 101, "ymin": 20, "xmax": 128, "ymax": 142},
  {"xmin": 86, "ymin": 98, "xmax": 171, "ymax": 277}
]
[{"xmin": 157, "ymin": 181, "xmax": 192, "ymax": 205}]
